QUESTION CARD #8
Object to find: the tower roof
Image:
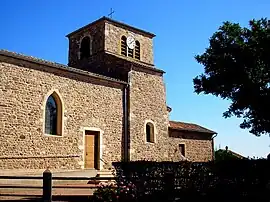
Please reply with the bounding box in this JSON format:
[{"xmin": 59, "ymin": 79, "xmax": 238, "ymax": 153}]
[{"xmin": 66, "ymin": 16, "xmax": 156, "ymax": 38}]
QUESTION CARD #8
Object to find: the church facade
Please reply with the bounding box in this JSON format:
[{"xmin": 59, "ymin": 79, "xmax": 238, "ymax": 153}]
[{"xmin": 0, "ymin": 17, "xmax": 217, "ymax": 170}]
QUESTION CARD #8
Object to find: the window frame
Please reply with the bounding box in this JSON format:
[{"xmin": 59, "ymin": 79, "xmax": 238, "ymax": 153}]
[
  {"xmin": 43, "ymin": 90, "xmax": 64, "ymax": 137},
  {"xmin": 179, "ymin": 143, "xmax": 186, "ymax": 157},
  {"xmin": 120, "ymin": 36, "xmax": 140, "ymax": 60},
  {"xmin": 120, "ymin": 36, "xmax": 128, "ymax": 57},
  {"xmin": 144, "ymin": 120, "xmax": 157, "ymax": 144}
]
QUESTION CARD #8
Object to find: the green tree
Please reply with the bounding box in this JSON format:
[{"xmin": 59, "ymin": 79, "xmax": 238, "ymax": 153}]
[
  {"xmin": 214, "ymin": 147, "xmax": 240, "ymax": 162},
  {"xmin": 194, "ymin": 18, "xmax": 270, "ymax": 136}
]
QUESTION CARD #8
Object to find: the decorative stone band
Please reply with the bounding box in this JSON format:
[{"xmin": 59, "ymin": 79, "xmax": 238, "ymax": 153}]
[{"xmin": 0, "ymin": 155, "xmax": 80, "ymax": 159}]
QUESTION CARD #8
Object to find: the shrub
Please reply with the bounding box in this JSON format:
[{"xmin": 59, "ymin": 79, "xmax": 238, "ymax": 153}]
[
  {"xmin": 93, "ymin": 160, "xmax": 270, "ymax": 202},
  {"xmin": 92, "ymin": 181, "xmax": 138, "ymax": 202}
]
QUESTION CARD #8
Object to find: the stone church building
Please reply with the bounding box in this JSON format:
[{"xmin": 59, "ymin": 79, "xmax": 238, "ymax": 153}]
[{"xmin": 0, "ymin": 17, "xmax": 217, "ymax": 170}]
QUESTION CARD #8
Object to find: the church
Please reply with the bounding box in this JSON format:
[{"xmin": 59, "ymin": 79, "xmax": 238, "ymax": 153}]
[{"xmin": 0, "ymin": 17, "xmax": 217, "ymax": 171}]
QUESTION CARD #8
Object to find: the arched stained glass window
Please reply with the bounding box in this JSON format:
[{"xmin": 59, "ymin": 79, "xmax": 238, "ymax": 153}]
[{"xmin": 45, "ymin": 92, "xmax": 62, "ymax": 136}]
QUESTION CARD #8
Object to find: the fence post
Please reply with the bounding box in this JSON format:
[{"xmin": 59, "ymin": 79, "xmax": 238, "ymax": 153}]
[
  {"xmin": 43, "ymin": 169, "xmax": 52, "ymax": 202},
  {"xmin": 164, "ymin": 172, "xmax": 174, "ymax": 201}
]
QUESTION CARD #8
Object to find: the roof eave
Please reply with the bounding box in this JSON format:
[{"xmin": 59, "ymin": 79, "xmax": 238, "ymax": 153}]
[
  {"xmin": 66, "ymin": 16, "xmax": 106, "ymax": 38},
  {"xmin": 103, "ymin": 17, "xmax": 156, "ymax": 38},
  {"xmin": 0, "ymin": 49, "xmax": 127, "ymax": 85},
  {"xmin": 169, "ymin": 126, "xmax": 217, "ymax": 135},
  {"xmin": 104, "ymin": 51, "xmax": 165, "ymax": 74}
]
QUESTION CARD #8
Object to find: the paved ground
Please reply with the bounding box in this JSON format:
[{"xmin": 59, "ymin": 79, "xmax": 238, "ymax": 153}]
[
  {"xmin": 0, "ymin": 169, "xmax": 99, "ymax": 201},
  {"xmin": 0, "ymin": 185, "xmax": 96, "ymax": 201},
  {"xmin": 0, "ymin": 169, "xmax": 98, "ymax": 177},
  {"xmin": 0, "ymin": 169, "xmax": 98, "ymax": 185}
]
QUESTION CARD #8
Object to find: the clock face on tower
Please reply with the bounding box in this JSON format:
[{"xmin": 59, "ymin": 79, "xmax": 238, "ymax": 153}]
[{"xmin": 126, "ymin": 36, "xmax": 135, "ymax": 49}]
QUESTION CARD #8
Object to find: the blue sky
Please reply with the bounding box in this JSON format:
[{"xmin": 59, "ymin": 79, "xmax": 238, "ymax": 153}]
[{"xmin": 1, "ymin": 0, "xmax": 269, "ymax": 158}]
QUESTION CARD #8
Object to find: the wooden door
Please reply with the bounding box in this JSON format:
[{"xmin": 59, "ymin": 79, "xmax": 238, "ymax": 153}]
[{"xmin": 84, "ymin": 131, "xmax": 98, "ymax": 169}]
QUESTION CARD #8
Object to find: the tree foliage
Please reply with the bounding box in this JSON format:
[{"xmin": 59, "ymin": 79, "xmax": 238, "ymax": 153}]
[
  {"xmin": 194, "ymin": 18, "xmax": 270, "ymax": 136},
  {"xmin": 214, "ymin": 149, "xmax": 240, "ymax": 162}
]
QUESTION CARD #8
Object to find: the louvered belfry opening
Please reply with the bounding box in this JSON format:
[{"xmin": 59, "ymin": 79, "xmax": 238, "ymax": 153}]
[
  {"xmin": 135, "ymin": 41, "xmax": 140, "ymax": 60},
  {"xmin": 121, "ymin": 36, "xmax": 127, "ymax": 56},
  {"xmin": 128, "ymin": 47, "xmax": 134, "ymax": 58}
]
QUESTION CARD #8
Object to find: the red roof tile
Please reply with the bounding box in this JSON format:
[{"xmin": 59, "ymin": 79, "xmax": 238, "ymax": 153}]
[{"xmin": 169, "ymin": 121, "xmax": 217, "ymax": 134}]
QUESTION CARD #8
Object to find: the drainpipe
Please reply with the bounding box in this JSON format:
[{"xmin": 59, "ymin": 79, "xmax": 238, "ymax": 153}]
[
  {"xmin": 211, "ymin": 133, "xmax": 217, "ymax": 161},
  {"xmin": 123, "ymin": 84, "xmax": 129, "ymax": 162},
  {"xmin": 123, "ymin": 71, "xmax": 131, "ymax": 162}
]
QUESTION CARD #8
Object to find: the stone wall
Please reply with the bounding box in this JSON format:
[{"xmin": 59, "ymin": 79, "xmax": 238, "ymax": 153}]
[
  {"xmin": 168, "ymin": 129, "xmax": 214, "ymax": 162},
  {"xmin": 129, "ymin": 70, "xmax": 170, "ymax": 161},
  {"xmin": 68, "ymin": 21, "xmax": 105, "ymax": 67},
  {"xmin": 67, "ymin": 18, "xmax": 154, "ymax": 67},
  {"xmin": 67, "ymin": 19, "xmax": 155, "ymax": 81},
  {"xmin": 104, "ymin": 22, "xmax": 154, "ymax": 65},
  {"xmin": 0, "ymin": 53, "xmax": 214, "ymax": 170},
  {"xmin": 0, "ymin": 56, "xmax": 124, "ymax": 169},
  {"xmin": 128, "ymin": 70, "xmax": 214, "ymax": 162}
]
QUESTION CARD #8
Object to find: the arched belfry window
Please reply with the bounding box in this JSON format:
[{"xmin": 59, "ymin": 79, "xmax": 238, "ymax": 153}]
[
  {"xmin": 146, "ymin": 122, "xmax": 155, "ymax": 143},
  {"xmin": 135, "ymin": 41, "xmax": 140, "ymax": 60},
  {"xmin": 45, "ymin": 92, "xmax": 63, "ymax": 136},
  {"xmin": 121, "ymin": 36, "xmax": 127, "ymax": 56},
  {"xmin": 80, "ymin": 36, "xmax": 91, "ymax": 59}
]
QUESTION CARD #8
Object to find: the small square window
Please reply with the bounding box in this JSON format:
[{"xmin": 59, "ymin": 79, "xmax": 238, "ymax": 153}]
[{"xmin": 179, "ymin": 144, "xmax": 185, "ymax": 157}]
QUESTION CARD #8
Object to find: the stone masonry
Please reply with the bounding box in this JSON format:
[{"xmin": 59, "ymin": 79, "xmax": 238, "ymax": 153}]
[
  {"xmin": 104, "ymin": 21, "xmax": 154, "ymax": 65},
  {"xmin": 128, "ymin": 70, "xmax": 214, "ymax": 162},
  {"xmin": 168, "ymin": 129, "xmax": 214, "ymax": 162},
  {"xmin": 67, "ymin": 20, "xmax": 105, "ymax": 68},
  {"xmin": 0, "ymin": 16, "xmax": 216, "ymax": 170},
  {"xmin": 0, "ymin": 55, "xmax": 124, "ymax": 169},
  {"xmin": 129, "ymin": 70, "xmax": 170, "ymax": 161},
  {"xmin": 67, "ymin": 17, "xmax": 154, "ymax": 68}
]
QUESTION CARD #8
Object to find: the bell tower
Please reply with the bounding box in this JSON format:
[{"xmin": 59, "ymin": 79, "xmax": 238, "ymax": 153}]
[
  {"xmin": 66, "ymin": 17, "xmax": 157, "ymax": 81},
  {"xmin": 67, "ymin": 17, "xmax": 168, "ymax": 163}
]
